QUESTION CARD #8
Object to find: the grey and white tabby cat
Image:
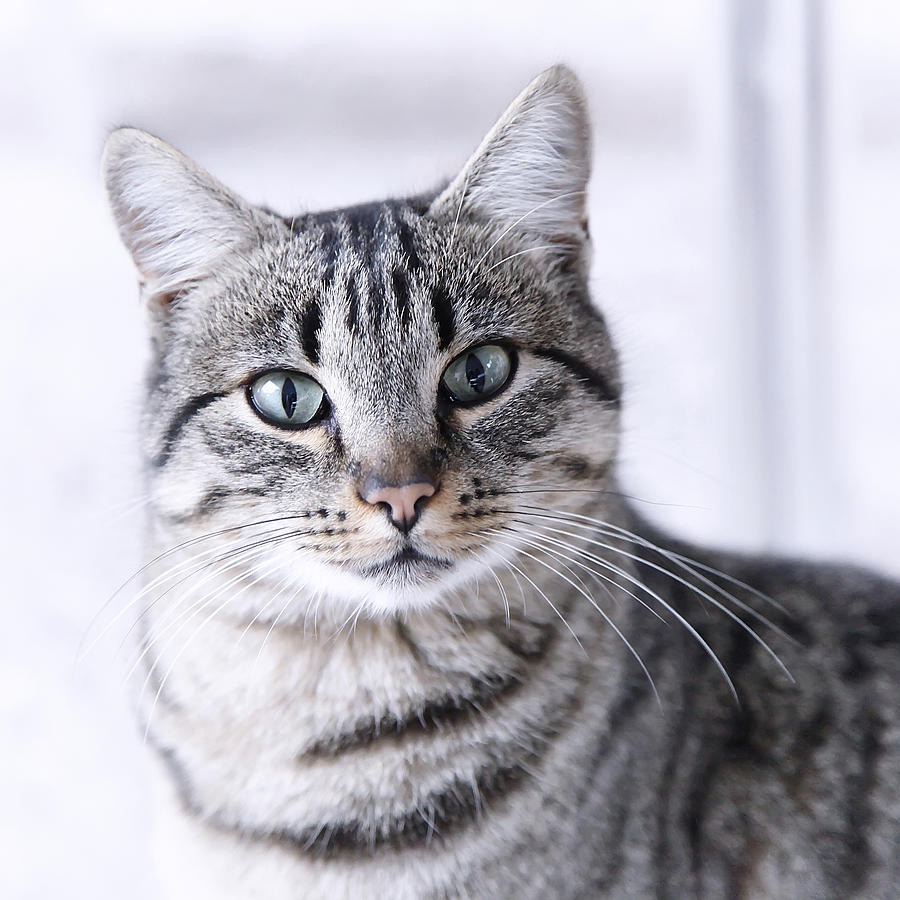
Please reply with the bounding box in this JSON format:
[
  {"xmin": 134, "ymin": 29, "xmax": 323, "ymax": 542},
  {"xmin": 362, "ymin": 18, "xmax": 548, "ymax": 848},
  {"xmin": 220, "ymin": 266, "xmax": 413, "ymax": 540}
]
[{"xmin": 102, "ymin": 66, "xmax": 899, "ymax": 899}]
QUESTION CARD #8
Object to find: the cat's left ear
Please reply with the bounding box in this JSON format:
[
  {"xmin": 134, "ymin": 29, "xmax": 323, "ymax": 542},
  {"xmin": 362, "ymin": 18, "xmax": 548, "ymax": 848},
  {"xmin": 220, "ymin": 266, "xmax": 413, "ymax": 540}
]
[
  {"xmin": 429, "ymin": 65, "xmax": 591, "ymax": 270},
  {"xmin": 102, "ymin": 128, "xmax": 274, "ymax": 307}
]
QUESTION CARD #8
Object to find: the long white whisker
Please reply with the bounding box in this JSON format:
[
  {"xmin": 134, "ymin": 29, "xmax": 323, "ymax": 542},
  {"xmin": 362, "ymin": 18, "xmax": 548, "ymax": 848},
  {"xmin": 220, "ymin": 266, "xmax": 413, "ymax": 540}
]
[
  {"xmin": 119, "ymin": 527, "xmax": 315, "ymax": 664},
  {"xmin": 484, "ymin": 244, "xmax": 557, "ymax": 273},
  {"xmin": 521, "ymin": 504, "xmax": 789, "ymax": 616},
  {"xmin": 114, "ymin": 525, "xmax": 306, "ymax": 657},
  {"xmin": 483, "ymin": 531, "xmax": 660, "ymax": 702},
  {"xmin": 256, "ymin": 581, "xmax": 310, "ymax": 665},
  {"xmin": 488, "ymin": 567, "xmax": 511, "ymax": 627},
  {"xmin": 448, "ymin": 169, "xmax": 471, "ymax": 252},
  {"xmin": 128, "ymin": 540, "xmax": 290, "ymax": 685},
  {"xmin": 487, "ymin": 526, "xmax": 736, "ymax": 702},
  {"xmin": 330, "ymin": 598, "xmax": 369, "ymax": 646},
  {"xmin": 493, "ymin": 556, "xmax": 528, "ymax": 617},
  {"xmin": 470, "ymin": 535, "xmax": 585, "ymax": 654},
  {"xmin": 514, "ymin": 513, "xmax": 794, "ymax": 684},
  {"xmin": 474, "ymin": 190, "xmax": 586, "ymax": 270},
  {"xmin": 79, "ymin": 513, "xmax": 313, "ymax": 661},
  {"xmin": 141, "ymin": 555, "xmax": 288, "ymax": 743},
  {"xmin": 498, "ymin": 483, "xmax": 704, "ymax": 511},
  {"xmin": 504, "ymin": 522, "xmax": 666, "ymax": 625},
  {"xmin": 235, "ymin": 569, "xmax": 299, "ymax": 648}
]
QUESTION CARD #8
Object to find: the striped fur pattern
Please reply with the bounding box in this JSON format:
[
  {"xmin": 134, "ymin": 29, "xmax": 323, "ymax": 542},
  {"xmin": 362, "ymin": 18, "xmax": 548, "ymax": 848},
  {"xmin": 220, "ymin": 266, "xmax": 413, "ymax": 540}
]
[{"xmin": 102, "ymin": 67, "xmax": 900, "ymax": 898}]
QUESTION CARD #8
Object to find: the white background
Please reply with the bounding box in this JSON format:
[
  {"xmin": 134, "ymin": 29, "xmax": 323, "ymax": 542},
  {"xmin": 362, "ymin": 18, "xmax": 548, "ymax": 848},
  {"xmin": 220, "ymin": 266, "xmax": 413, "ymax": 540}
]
[{"xmin": 1, "ymin": 1, "xmax": 898, "ymax": 896}]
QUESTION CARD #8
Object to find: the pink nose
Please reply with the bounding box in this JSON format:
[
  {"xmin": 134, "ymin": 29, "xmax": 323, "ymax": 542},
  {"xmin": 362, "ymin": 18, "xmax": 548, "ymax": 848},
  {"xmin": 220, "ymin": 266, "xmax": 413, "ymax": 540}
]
[{"xmin": 362, "ymin": 481, "xmax": 436, "ymax": 532}]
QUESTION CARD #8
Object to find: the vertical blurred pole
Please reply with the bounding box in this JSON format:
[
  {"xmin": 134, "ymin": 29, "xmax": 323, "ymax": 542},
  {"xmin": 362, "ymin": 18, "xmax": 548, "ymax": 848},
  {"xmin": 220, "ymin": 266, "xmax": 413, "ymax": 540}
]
[
  {"xmin": 726, "ymin": 0, "xmax": 832, "ymax": 551},
  {"xmin": 804, "ymin": 0, "xmax": 839, "ymax": 552}
]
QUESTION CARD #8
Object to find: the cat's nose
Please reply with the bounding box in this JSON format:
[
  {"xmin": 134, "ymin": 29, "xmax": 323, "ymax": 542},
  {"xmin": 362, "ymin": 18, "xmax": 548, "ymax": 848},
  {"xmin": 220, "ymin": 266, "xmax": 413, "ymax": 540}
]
[{"xmin": 361, "ymin": 478, "xmax": 437, "ymax": 533}]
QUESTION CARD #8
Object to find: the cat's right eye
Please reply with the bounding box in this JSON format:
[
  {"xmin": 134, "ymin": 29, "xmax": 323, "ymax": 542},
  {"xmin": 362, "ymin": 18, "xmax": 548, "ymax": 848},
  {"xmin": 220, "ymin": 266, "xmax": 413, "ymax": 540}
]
[{"xmin": 248, "ymin": 371, "xmax": 327, "ymax": 428}]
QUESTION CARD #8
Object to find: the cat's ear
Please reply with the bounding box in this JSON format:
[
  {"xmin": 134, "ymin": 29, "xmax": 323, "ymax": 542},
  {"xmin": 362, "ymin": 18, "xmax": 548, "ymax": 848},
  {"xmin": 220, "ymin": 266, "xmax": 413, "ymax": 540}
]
[
  {"xmin": 102, "ymin": 128, "xmax": 271, "ymax": 305},
  {"xmin": 429, "ymin": 65, "xmax": 591, "ymax": 267}
]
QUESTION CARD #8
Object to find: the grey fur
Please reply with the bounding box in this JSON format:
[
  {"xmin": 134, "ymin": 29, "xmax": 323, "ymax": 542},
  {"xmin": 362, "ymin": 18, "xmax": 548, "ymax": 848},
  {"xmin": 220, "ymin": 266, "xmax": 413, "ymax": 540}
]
[{"xmin": 103, "ymin": 65, "xmax": 900, "ymax": 898}]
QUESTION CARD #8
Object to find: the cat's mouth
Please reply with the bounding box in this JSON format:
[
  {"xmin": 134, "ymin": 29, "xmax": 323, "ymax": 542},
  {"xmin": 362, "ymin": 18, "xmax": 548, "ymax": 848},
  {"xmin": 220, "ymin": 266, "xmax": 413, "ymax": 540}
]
[{"xmin": 360, "ymin": 546, "xmax": 455, "ymax": 581}]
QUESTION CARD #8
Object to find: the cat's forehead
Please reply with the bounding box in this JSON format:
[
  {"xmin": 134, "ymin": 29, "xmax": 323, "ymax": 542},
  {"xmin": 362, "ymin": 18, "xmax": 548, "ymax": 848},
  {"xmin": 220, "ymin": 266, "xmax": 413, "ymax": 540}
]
[{"xmin": 201, "ymin": 198, "xmax": 561, "ymax": 370}]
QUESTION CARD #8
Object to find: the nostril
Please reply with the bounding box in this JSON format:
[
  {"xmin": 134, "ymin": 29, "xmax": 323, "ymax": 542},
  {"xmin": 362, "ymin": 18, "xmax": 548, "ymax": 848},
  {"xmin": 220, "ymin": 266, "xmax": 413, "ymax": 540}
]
[{"xmin": 362, "ymin": 481, "xmax": 438, "ymax": 531}]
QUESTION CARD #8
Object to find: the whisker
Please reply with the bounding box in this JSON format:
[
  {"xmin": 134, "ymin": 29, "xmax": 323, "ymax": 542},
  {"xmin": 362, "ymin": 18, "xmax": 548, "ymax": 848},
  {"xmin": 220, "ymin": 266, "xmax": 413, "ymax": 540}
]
[
  {"xmin": 79, "ymin": 512, "xmax": 317, "ymax": 661},
  {"xmin": 256, "ymin": 581, "xmax": 311, "ymax": 666},
  {"xmin": 514, "ymin": 511, "xmax": 794, "ymax": 684},
  {"xmin": 505, "ymin": 522, "xmax": 666, "ymax": 625},
  {"xmin": 486, "ymin": 525, "xmax": 737, "ymax": 702},
  {"xmin": 484, "ymin": 244, "xmax": 557, "ymax": 273},
  {"xmin": 473, "ymin": 189, "xmax": 586, "ymax": 270},
  {"xmin": 496, "ymin": 557, "xmax": 528, "ymax": 617},
  {"xmin": 523, "ymin": 507, "xmax": 797, "ymax": 645},
  {"xmin": 141, "ymin": 560, "xmax": 281, "ymax": 743},
  {"xmin": 114, "ymin": 525, "xmax": 305, "ymax": 657},
  {"xmin": 330, "ymin": 598, "xmax": 370, "ymax": 646},
  {"xmin": 469, "ymin": 535, "xmax": 585, "ymax": 654},
  {"xmin": 519, "ymin": 503, "xmax": 790, "ymax": 616},
  {"xmin": 128, "ymin": 539, "xmax": 292, "ymax": 686},
  {"xmin": 495, "ymin": 485, "xmax": 703, "ymax": 510},
  {"xmin": 119, "ymin": 526, "xmax": 320, "ymax": 662},
  {"xmin": 234, "ymin": 569, "xmax": 299, "ymax": 648},
  {"xmin": 487, "ymin": 567, "xmax": 511, "ymax": 627},
  {"xmin": 482, "ymin": 530, "xmax": 659, "ymax": 702},
  {"xmin": 447, "ymin": 169, "xmax": 471, "ymax": 253},
  {"xmin": 126, "ymin": 525, "xmax": 328, "ymax": 689}
]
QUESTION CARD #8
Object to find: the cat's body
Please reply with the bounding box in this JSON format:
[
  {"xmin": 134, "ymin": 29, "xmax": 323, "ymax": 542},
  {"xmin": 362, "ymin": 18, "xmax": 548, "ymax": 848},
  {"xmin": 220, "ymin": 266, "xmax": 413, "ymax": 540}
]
[
  {"xmin": 146, "ymin": 516, "xmax": 900, "ymax": 900},
  {"xmin": 103, "ymin": 67, "xmax": 900, "ymax": 898}
]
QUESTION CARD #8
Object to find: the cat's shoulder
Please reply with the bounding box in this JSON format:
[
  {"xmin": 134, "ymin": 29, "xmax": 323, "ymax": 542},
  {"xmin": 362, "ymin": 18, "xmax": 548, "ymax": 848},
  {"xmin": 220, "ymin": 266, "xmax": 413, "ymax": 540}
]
[
  {"xmin": 743, "ymin": 554, "xmax": 900, "ymax": 643},
  {"xmin": 715, "ymin": 550, "xmax": 900, "ymax": 698},
  {"xmin": 637, "ymin": 510, "xmax": 900, "ymax": 679}
]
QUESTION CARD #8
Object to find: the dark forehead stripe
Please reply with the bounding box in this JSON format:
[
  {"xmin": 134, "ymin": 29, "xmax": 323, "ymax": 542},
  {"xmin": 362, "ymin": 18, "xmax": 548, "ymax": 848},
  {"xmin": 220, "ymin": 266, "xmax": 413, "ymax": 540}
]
[
  {"xmin": 396, "ymin": 218, "xmax": 422, "ymax": 270},
  {"xmin": 301, "ymin": 298, "xmax": 323, "ymax": 364},
  {"xmin": 367, "ymin": 268, "xmax": 385, "ymax": 332},
  {"xmin": 318, "ymin": 222, "xmax": 341, "ymax": 286},
  {"xmin": 430, "ymin": 285, "xmax": 456, "ymax": 351},
  {"xmin": 291, "ymin": 199, "xmax": 432, "ymax": 336},
  {"xmin": 531, "ymin": 347, "xmax": 621, "ymax": 406},
  {"xmin": 345, "ymin": 273, "xmax": 359, "ymax": 333},
  {"xmin": 391, "ymin": 267, "xmax": 410, "ymax": 327}
]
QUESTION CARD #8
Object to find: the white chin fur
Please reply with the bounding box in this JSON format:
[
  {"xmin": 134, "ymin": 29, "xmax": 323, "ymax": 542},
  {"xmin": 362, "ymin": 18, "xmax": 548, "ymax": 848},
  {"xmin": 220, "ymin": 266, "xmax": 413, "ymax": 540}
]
[{"xmin": 222, "ymin": 543, "xmax": 496, "ymax": 625}]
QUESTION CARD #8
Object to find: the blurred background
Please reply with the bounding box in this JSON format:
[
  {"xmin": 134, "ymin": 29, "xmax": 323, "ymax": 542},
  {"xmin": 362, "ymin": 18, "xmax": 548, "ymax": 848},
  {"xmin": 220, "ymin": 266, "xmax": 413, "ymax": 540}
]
[{"xmin": 1, "ymin": 1, "xmax": 898, "ymax": 896}]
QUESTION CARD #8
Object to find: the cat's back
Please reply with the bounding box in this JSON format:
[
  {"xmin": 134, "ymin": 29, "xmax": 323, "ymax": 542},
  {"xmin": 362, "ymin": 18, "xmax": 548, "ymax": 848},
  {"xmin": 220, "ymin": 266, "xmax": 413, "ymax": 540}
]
[{"xmin": 658, "ymin": 541, "xmax": 900, "ymax": 900}]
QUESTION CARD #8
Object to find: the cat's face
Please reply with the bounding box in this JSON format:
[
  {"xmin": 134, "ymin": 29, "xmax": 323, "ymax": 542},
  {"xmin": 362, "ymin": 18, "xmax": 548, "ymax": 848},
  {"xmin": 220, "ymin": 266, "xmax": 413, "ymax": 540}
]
[{"xmin": 105, "ymin": 66, "xmax": 621, "ymax": 618}]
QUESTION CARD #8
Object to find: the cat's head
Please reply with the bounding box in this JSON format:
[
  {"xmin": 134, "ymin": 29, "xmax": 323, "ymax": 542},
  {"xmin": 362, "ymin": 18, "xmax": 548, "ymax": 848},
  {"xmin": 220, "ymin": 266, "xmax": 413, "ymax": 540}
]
[{"xmin": 104, "ymin": 65, "xmax": 621, "ymax": 618}]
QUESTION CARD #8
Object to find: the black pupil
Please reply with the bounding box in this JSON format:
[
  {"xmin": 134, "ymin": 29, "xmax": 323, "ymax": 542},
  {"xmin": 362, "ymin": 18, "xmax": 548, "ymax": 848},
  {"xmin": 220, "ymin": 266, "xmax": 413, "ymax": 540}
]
[
  {"xmin": 281, "ymin": 377, "xmax": 298, "ymax": 418},
  {"xmin": 465, "ymin": 353, "xmax": 486, "ymax": 393}
]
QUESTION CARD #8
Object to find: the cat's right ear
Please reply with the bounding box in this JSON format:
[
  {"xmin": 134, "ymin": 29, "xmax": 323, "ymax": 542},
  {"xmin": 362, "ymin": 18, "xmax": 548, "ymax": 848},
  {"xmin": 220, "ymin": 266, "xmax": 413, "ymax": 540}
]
[{"xmin": 102, "ymin": 128, "xmax": 268, "ymax": 307}]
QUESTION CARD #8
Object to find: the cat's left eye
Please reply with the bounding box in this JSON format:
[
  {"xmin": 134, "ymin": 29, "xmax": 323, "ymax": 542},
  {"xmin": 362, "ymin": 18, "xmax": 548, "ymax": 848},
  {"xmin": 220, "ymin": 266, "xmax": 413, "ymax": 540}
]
[
  {"xmin": 441, "ymin": 344, "xmax": 514, "ymax": 404},
  {"xmin": 248, "ymin": 371, "xmax": 327, "ymax": 428}
]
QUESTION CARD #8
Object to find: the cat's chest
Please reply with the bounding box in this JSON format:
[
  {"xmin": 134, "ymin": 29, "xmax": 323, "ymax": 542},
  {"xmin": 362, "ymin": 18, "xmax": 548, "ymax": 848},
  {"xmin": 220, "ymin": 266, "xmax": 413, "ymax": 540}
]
[{"xmin": 139, "ymin": 582, "xmax": 597, "ymax": 850}]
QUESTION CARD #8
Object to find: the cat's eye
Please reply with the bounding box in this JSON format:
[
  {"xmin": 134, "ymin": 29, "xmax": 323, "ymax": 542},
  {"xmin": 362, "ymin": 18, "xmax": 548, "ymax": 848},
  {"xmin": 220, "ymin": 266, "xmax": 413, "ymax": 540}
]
[
  {"xmin": 248, "ymin": 371, "xmax": 327, "ymax": 428},
  {"xmin": 441, "ymin": 344, "xmax": 513, "ymax": 404}
]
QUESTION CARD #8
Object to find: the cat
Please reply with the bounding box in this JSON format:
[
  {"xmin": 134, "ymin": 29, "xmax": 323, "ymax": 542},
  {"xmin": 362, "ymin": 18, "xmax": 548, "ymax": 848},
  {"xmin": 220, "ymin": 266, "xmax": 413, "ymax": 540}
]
[{"xmin": 102, "ymin": 65, "xmax": 900, "ymax": 899}]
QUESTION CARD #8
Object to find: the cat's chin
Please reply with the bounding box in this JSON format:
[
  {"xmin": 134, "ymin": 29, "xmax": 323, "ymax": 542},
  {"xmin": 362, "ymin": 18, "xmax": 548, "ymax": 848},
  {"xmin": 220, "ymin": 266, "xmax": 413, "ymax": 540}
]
[
  {"xmin": 242, "ymin": 544, "xmax": 495, "ymax": 623},
  {"xmin": 358, "ymin": 547, "xmax": 454, "ymax": 580}
]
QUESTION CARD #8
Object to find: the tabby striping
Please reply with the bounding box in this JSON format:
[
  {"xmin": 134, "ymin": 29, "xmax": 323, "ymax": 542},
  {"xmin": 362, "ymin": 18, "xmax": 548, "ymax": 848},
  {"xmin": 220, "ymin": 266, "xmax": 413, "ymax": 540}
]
[{"xmin": 102, "ymin": 65, "xmax": 900, "ymax": 898}]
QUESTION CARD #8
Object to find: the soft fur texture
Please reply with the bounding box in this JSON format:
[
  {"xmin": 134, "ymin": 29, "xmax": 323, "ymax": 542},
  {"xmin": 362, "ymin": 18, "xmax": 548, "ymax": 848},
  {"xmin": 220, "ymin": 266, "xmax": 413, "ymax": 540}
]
[{"xmin": 103, "ymin": 66, "xmax": 900, "ymax": 899}]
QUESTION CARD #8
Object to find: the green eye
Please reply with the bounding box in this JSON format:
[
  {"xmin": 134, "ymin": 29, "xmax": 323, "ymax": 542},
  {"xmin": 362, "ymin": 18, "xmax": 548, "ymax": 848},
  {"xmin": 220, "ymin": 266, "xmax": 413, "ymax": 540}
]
[
  {"xmin": 249, "ymin": 371, "xmax": 326, "ymax": 427},
  {"xmin": 441, "ymin": 344, "xmax": 513, "ymax": 403}
]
